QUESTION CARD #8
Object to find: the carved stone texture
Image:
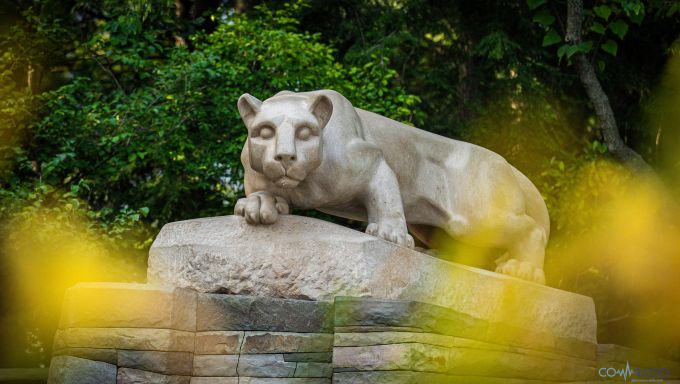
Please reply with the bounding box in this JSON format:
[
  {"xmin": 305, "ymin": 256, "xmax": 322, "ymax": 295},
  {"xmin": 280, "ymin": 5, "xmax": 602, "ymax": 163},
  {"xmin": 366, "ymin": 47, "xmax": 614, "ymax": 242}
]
[
  {"xmin": 237, "ymin": 354, "xmax": 296, "ymax": 377},
  {"xmin": 59, "ymin": 282, "xmax": 196, "ymax": 331},
  {"xmin": 53, "ymin": 328, "xmax": 195, "ymax": 352},
  {"xmin": 117, "ymin": 368, "xmax": 190, "ymax": 384},
  {"xmin": 47, "ymin": 355, "xmax": 116, "ymax": 384},
  {"xmin": 117, "ymin": 350, "xmax": 193, "ymax": 376},
  {"xmin": 235, "ymin": 90, "xmax": 549, "ymax": 283},
  {"xmin": 189, "ymin": 378, "xmax": 238, "ymax": 384},
  {"xmin": 194, "ymin": 331, "xmax": 243, "ymax": 354},
  {"xmin": 192, "ymin": 355, "xmax": 238, "ymax": 377},
  {"xmin": 148, "ymin": 215, "xmax": 597, "ymax": 347},
  {"xmin": 332, "ymin": 343, "xmax": 596, "ymax": 382},
  {"xmin": 238, "ymin": 379, "xmax": 329, "ymax": 384},
  {"xmin": 240, "ymin": 332, "xmax": 333, "ymax": 354},
  {"xmin": 195, "ymin": 293, "xmax": 334, "ymax": 333},
  {"xmin": 333, "ymin": 371, "xmax": 554, "ymax": 384}
]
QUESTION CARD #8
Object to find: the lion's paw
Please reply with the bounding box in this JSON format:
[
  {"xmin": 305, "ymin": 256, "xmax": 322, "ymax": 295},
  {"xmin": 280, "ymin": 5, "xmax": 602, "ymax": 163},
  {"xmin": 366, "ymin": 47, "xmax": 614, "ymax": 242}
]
[
  {"xmin": 366, "ymin": 222, "xmax": 415, "ymax": 249},
  {"xmin": 495, "ymin": 258, "xmax": 546, "ymax": 284},
  {"xmin": 234, "ymin": 192, "xmax": 289, "ymax": 225}
]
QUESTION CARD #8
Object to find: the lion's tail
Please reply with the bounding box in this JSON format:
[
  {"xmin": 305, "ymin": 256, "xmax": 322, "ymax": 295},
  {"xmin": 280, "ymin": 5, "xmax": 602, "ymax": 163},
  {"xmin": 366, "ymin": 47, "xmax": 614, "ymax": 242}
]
[{"xmin": 511, "ymin": 166, "xmax": 550, "ymax": 241}]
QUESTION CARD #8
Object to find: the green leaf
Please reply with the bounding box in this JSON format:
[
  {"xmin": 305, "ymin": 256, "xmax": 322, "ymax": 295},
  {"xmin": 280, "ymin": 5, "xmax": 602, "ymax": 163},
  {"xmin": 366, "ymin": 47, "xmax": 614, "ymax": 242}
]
[
  {"xmin": 590, "ymin": 22, "xmax": 606, "ymax": 35},
  {"xmin": 542, "ymin": 30, "xmax": 562, "ymax": 47},
  {"xmin": 557, "ymin": 42, "xmax": 593, "ymax": 59},
  {"xmin": 557, "ymin": 44, "xmax": 569, "ymax": 59},
  {"xmin": 527, "ymin": 0, "xmax": 547, "ymax": 10},
  {"xmin": 533, "ymin": 12, "xmax": 555, "ymax": 26},
  {"xmin": 601, "ymin": 39, "xmax": 618, "ymax": 56},
  {"xmin": 609, "ymin": 20, "xmax": 629, "ymax": 39},
  {"xmin": 566, "ymin": 42, "xmax": 592, "ymax": 58},
  {"xmin": 594, "ymin": 5, "xmax": 612, "ymax": 21},
  {"xmin": 597, "ymin": 59, "xmax": 606, "ymax": 72},
  {"xmin": 628, "ymin": 9, "xmax": 645, "ymax": 24}
]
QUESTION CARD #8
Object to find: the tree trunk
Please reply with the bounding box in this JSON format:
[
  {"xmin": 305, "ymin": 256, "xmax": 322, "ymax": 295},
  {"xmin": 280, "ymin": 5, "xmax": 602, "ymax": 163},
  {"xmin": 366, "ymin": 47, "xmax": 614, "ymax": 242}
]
[{"xmin": 565, "ymin": 0, "xmax": 652, "ymax": 173}]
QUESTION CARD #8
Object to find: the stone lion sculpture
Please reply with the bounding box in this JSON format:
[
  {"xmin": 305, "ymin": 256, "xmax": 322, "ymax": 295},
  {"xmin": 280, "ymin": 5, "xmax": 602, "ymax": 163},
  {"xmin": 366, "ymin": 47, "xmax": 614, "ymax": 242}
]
[{"xmin": 234, "ymin": 90, "xmax": 549, "ymax": 284}]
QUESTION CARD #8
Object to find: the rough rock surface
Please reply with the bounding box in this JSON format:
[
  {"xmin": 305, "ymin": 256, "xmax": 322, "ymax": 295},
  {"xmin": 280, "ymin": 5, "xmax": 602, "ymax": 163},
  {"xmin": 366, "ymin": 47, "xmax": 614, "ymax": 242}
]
[
  {"xmin": 47, "ymin": 355, "xmax": 116, "ymax": 384},
  {"xmin": 148, "ymin": 215, "xmax": 596, "ymax": 344}
]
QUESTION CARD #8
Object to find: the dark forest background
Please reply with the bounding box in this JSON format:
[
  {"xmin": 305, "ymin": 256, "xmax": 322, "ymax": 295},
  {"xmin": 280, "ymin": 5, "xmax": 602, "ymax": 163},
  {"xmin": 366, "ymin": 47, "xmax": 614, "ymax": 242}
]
[{"xmin": 1, "ymin": 0, "xmax": 679, "ymax": 368}]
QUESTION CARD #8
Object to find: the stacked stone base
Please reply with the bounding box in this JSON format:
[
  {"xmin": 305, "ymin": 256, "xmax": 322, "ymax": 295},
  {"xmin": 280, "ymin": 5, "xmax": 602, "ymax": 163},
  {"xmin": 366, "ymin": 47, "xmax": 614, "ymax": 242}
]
[
  {"xmin": 49, "ymin": 283, "xmax": 333, "ymax": 383},
  {"xmin": 48, "ymin": 283, "xmax": 680, "ymax": 384},
  {"xmin": 332, "ymin": 297, "xmax": 598, "ymax": 383}
]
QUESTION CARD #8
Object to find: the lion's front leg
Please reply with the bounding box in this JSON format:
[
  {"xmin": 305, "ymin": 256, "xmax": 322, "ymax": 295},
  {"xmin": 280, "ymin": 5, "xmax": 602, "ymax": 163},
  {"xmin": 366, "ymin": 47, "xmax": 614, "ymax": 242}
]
[
  {"xmin": 363, "ymin": 160, "xmax": 414, "ymax": 248},
  {"xmin": 234, "ymin": 191, "xmax": 290, "ymax": 225}
]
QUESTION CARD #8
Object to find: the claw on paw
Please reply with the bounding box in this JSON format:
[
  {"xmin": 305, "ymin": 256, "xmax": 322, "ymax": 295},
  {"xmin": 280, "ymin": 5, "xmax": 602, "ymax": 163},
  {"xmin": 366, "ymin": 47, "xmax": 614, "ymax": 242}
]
[
  {"xmin": 234, "ymin": 192, "xmax": 289, "ymax": 225},
  {"xmin": 366, "ymin": 222, "xmax": 414, "ymax": 249},
  {"xmin": 495, "ymin": 258, "xmax": 546, "ymax": 284}
]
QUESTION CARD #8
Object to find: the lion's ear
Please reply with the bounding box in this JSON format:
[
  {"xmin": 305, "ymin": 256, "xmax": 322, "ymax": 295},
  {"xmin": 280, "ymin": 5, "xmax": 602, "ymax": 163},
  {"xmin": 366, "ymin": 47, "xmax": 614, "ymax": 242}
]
[
  {"xmin": 309, "ymin": 94, "xmax": 333, "ymax": 129},
  {"xmin": 237, "ymin": 93, "xmax": 262, "ymax": 126}
]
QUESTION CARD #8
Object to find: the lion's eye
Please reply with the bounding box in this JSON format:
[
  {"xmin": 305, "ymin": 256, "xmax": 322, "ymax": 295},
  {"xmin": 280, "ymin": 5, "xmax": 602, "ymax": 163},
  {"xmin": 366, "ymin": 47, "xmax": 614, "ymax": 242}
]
[
  {"xmin": 259, "ymin": 127, "xmax": 275, "ymax": 139},
  {"xmin": 297, "ymin": 126, "xmax": 311, "ymax": 140}
]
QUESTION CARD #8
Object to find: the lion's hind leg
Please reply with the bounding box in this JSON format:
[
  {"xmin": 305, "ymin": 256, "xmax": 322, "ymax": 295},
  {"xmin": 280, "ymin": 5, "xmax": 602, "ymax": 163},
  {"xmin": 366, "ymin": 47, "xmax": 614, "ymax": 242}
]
[{"xmin": 494, "ymin": 215, "xmax": 547, "ymax": 284}]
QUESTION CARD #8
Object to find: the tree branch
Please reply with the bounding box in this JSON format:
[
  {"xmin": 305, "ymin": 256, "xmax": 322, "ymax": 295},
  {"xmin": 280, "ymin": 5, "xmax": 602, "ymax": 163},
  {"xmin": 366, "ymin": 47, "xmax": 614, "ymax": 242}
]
[{"xmin": 565, "ymin": 0, "xmax": 652, "ymax": 173}]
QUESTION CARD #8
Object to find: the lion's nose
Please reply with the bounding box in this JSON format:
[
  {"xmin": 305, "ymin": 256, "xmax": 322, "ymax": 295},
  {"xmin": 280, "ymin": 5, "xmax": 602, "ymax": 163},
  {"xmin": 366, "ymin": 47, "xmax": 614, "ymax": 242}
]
[
  {"xmin": 275, "ymin": 154, "xmax": 296, "ymax": 163},
  {"xmin": 274, "ymin": 154, "xmax": 296, "ymax": 169}
]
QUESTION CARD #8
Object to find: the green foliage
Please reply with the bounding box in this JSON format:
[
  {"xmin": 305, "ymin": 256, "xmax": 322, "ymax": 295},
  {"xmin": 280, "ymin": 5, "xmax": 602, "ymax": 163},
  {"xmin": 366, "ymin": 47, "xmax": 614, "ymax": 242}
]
[
  {"xmin": 1, "ymin": 0, "xmax": 420, "ymax": 236},
  {"xmin": 528, "ymin": 0, "xmax": 656, "ymax": 61}
]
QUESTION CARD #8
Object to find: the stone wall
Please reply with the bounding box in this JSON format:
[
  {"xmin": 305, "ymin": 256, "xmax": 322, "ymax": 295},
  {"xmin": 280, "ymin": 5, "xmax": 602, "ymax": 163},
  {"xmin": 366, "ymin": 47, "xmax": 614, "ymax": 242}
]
[
  {"xmin": 47, "ymin": 283, "xmax": 680, "ymax": 383},
  {"xmin": 50, "ymin": 283, "xmax": 333, "ymax": 383}
]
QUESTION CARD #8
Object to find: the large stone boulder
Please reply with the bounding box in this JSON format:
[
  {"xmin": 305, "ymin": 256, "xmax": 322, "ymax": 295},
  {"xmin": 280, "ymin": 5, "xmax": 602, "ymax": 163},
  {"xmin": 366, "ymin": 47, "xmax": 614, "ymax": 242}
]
[{"xmin": 147, "ymin": 215, "xmax": 596, "ymax": 347}]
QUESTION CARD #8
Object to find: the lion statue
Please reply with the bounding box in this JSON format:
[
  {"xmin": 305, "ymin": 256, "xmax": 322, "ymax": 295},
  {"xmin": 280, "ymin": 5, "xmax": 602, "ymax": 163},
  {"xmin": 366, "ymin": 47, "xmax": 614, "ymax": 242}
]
[{"xmin": 234, "ymin": 90, "xmax": 550, "ymax": 284}]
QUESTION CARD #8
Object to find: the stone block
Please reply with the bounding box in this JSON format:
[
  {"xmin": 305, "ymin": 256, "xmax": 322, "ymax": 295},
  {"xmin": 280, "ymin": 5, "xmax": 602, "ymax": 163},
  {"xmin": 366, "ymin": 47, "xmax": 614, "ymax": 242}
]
[
  {"xmin": 52, "ymin": 347, "xmax": 118, "ymax": 364},
  {"xmin": 197, "ymin": 294, "xmax": 333, "ymax": 333},
  {"xmin": 117, "ymin": 368, "xmax": 190, "ymax": 384},
  {"xmin": 148, "ymin": 215, "xmax": 597, "ymax": 346},
  {"xmin": 332, "ymin": 371, "xmax": 559, "ymax": 384},
  {"xmin": 334, "ymin": 297, "xmax": 487, "ymax": 339},
  {"xmin": 556, "ymin": 335, "xmax": 598, "ymax": 360},
  {"xmin": 294, "ymin": 363, "xmax": 332, "ymax": 378},
  {"xmin": 241, "ymin": 332, "xmax": 333, "ymax": 354},
  {"xmin": 237, "ymin": 354, "xmax": 296, "ymax": 377},
  {"xmin": 239, "ymin": 379, "xmax": 330, "ymax": 384},
  {"xmin": 53, "ymin": 328, "xmax": 194, "ymax": 352},
  {"xmin": 192, "ymin": 355, "xmax": 238, "ymax": 377},
  {"xmin": 599, "ymin": 344, "xmax": 680, "ymax": 370},
  {"xmin": 194, "ymin": 331, "xmax": 244, "ymax": 354},
  {"xmin": 333, "ymin": 331, "xmax": 596, "ymax": 367},
  {"xmin": 333, "ymin": 325, "xmax": 423, "ymax": 333},
  {"xmin": 117, "ymin": 351, "xmax": 192, "ymax": 375},
  {"xmin": 48, "ymin": 355, "xmax": 116, "ymax": 384},
  {"xmin": 333, "ymin": 343, "xmax": 596, "ymax": 381},
  {"xmin": 335, "ymin": 296, "xmax": 596, "ymax": 359},
  {"xmin": 282, "ymin": 353, "xmax": 332, "ymax": 363},
  {"xmin": 59, "ymin": 283, "xmax": 196, "ymax": 331},
  {"xmin": 190, "ymin": 378, "xmax": 239, "ymax": 384},
  {"xmin": 485, "ymin": 321, "xmax": 556, "ymax": 354}
]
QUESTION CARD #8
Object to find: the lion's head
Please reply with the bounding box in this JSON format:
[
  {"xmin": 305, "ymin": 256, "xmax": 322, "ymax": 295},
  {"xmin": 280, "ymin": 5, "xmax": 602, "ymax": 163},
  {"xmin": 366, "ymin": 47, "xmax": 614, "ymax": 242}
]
[{"xmin": 237, "ymin": 92, "xmax": 333, "ymax": 189}]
